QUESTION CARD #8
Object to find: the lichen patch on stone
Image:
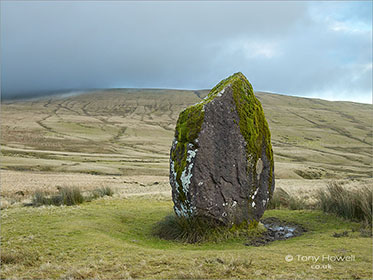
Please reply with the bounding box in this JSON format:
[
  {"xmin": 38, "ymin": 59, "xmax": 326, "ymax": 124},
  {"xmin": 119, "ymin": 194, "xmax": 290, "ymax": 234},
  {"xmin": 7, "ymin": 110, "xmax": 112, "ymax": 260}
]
[{"xmin": 256, "ymin": 158, "xmax": 263, "ymax": 180}]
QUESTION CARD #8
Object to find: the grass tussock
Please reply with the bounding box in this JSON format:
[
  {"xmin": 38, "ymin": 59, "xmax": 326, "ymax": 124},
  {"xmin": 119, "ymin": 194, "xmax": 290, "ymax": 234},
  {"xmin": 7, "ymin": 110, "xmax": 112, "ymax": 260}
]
[
  {"xmin": 268, "ymin": 182, "xmax": 372, "ymax": 226},
  {"xmin": 32, "ymin": 187, "xmax": 83, "ymax": 206},
  {"xmin": 153, "ymin": 214, "xmax": 266, "ymax": 243},
  {"xmin": 317, "ymin": 182, "xmax": 372, "ymax": 224},
  {"xmin": 91, "ymin": 186, "xmax": 114, "ymax": 199},
  {"xmin": 1, "ymin": 252, "xmax": 22, "ymax": 265},
  {"xmin": 1, "ymin": 250, "xmax": 39, "ymax": 266},
  {"xmin": 267, "ymin": 187, "xmax": 307, "ymax": 210},
  {"xmin": 32, "ymin": 186, "xmax": 113, "ymax": 207}
]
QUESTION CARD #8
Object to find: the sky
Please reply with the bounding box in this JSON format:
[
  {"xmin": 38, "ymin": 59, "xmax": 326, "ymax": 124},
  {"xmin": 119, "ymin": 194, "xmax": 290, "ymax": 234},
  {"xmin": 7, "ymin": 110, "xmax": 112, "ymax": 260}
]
[{"xmin": 1, "ymin": 1, "xmax": 372, "ymax": 103}]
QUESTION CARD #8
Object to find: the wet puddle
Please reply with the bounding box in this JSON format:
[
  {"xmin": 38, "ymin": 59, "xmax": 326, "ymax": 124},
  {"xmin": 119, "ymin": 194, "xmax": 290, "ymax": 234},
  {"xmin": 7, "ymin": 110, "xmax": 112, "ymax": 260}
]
[{"xmin": 245, "ymin": 217, "xmax": 306, "ymax": 246}]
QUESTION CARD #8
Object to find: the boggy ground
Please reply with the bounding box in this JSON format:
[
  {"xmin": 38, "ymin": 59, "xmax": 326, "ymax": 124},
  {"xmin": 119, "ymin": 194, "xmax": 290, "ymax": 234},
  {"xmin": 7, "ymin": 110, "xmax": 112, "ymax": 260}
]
[
  {"xmin": 1, "ymin": 197, "xmax": 371, "ymax": 279},
  {"xmin": 246, "ymin": 217, "xmax": 307, "ymax": 247}
]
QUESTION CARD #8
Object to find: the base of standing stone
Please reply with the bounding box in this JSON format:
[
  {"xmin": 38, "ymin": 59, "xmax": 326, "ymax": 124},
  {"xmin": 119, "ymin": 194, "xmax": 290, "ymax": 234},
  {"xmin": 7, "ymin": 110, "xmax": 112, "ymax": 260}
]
[{"xmin": 153, "ymin": 213, "xmax": 267, "ymax": 243}]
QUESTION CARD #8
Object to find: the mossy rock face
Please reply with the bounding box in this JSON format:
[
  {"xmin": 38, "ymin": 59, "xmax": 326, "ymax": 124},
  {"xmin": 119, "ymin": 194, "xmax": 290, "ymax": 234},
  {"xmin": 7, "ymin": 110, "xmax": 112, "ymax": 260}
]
[{"xmin": 170, "ymin": 72, "xmax": 275, "ymax": 226}]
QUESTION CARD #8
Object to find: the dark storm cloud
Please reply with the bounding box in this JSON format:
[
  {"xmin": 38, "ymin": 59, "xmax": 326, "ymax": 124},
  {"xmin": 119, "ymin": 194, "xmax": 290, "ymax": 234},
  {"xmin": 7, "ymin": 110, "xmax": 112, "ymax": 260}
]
[{"xmin": 1, "ymin": 1, "xmax": 372, "ymax": 103}]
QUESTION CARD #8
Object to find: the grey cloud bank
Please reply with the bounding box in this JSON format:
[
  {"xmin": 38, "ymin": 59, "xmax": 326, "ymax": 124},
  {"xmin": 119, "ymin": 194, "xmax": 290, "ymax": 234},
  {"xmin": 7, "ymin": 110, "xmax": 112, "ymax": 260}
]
[{"xmin": 1, "ymin": 1, "xmax": 372, "ymax": 103}]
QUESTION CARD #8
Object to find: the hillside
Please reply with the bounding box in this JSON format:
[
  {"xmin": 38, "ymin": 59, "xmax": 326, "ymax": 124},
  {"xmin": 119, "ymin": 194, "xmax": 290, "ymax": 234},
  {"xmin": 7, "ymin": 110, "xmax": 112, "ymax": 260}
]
[{"xmin": 1, "ymin": 89, "xmax": 371, "ymax": 181}]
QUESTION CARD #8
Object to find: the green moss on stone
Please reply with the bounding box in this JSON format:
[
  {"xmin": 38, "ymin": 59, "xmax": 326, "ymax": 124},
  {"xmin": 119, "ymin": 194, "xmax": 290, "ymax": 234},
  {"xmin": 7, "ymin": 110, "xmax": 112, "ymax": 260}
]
[
  {"xmin": 172, "ymin": 104, "xmax": 205, "ymax": 201},
  {"xmin": 230, "ymin": 218, "xmax": 258, "ymax": 232},
  {"xmin": 229, "ymin": 219, "xmax": 267, "ymax": 237},
  {"xmin": 207, "ymin": 72, "xmax": 274, "ymax": 195}
]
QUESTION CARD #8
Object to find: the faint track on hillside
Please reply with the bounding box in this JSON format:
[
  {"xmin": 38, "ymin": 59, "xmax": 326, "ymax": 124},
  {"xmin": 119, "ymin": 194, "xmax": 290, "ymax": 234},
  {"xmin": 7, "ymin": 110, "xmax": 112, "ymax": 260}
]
[
  {"xmin": 289, "ymin": 110, "xmax": 370, "ymax": 146},
  {"xmin": 43, "ymin": 99, "xmax": 52, "ymax": 108},
  {"xmin": 60, "ymin": 100, "xmax": 81, "ymax": 115},
  {"xmin": 36, "ymin": 103, "xmax": 62, "ymax": 133},
  {"xmin": 36, "ymin": 101, "xmax": 98, "ymax": 142},
  {"xmin": 81, "ymin": 102, "xmax": 92, "ymax": 116},
  {"xmin": 110, "ymin": 127, "xmax": 127, "ymax": 143}
]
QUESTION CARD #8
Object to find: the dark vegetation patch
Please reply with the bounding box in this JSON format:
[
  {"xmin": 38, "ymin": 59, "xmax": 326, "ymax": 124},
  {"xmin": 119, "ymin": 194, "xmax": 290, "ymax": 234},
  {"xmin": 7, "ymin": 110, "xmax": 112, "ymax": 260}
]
[
  {"xmin": 332, "ymin": 226, "xmax": 372, "ymax": 238},
  {"xmin": 358, "ymin": 226, "xmax": 373, "ymax": 237},
  {"xmin": 0, "ymin": 150, "xmax": 56, "ymax": 160},
  {"xmin": 0, "ymin": 250, "xmax": 40, "ymax": 266},
  {"xmin": 332, "ymin": 231, "xmax": 349, "ymax": 238},
  {"xmin": 294, "ymin": 169, "xmax": 323, "ymax": 179}
]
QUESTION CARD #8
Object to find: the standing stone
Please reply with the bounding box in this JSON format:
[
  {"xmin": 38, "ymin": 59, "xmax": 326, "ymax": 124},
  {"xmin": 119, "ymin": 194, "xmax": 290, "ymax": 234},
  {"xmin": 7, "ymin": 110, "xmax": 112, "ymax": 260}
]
[{"xmin": 170, "ymin": 72, "xmax": 274, "ymax": 226}]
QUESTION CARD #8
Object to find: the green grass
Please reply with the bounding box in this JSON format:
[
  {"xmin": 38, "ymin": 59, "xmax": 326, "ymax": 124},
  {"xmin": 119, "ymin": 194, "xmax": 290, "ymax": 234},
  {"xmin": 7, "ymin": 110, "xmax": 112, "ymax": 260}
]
[{"xmin": 1, "ymin": 197, "xmax": 371, "ymax": 279}]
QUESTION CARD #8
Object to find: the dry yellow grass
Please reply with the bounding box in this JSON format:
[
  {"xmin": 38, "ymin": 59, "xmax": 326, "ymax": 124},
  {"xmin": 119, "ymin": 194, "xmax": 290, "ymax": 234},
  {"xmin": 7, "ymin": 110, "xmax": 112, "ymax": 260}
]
[{"xmin": 1, "ymin": 89, "xmax": 372, "ymax": 206}]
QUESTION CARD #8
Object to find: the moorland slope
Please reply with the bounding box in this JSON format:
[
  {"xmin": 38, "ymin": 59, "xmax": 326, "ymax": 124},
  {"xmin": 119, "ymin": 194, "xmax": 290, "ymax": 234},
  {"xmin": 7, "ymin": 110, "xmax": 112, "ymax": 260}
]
[{"xmin": 1, "ymin": 89, "xmax": 371, "ymax": 180}]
